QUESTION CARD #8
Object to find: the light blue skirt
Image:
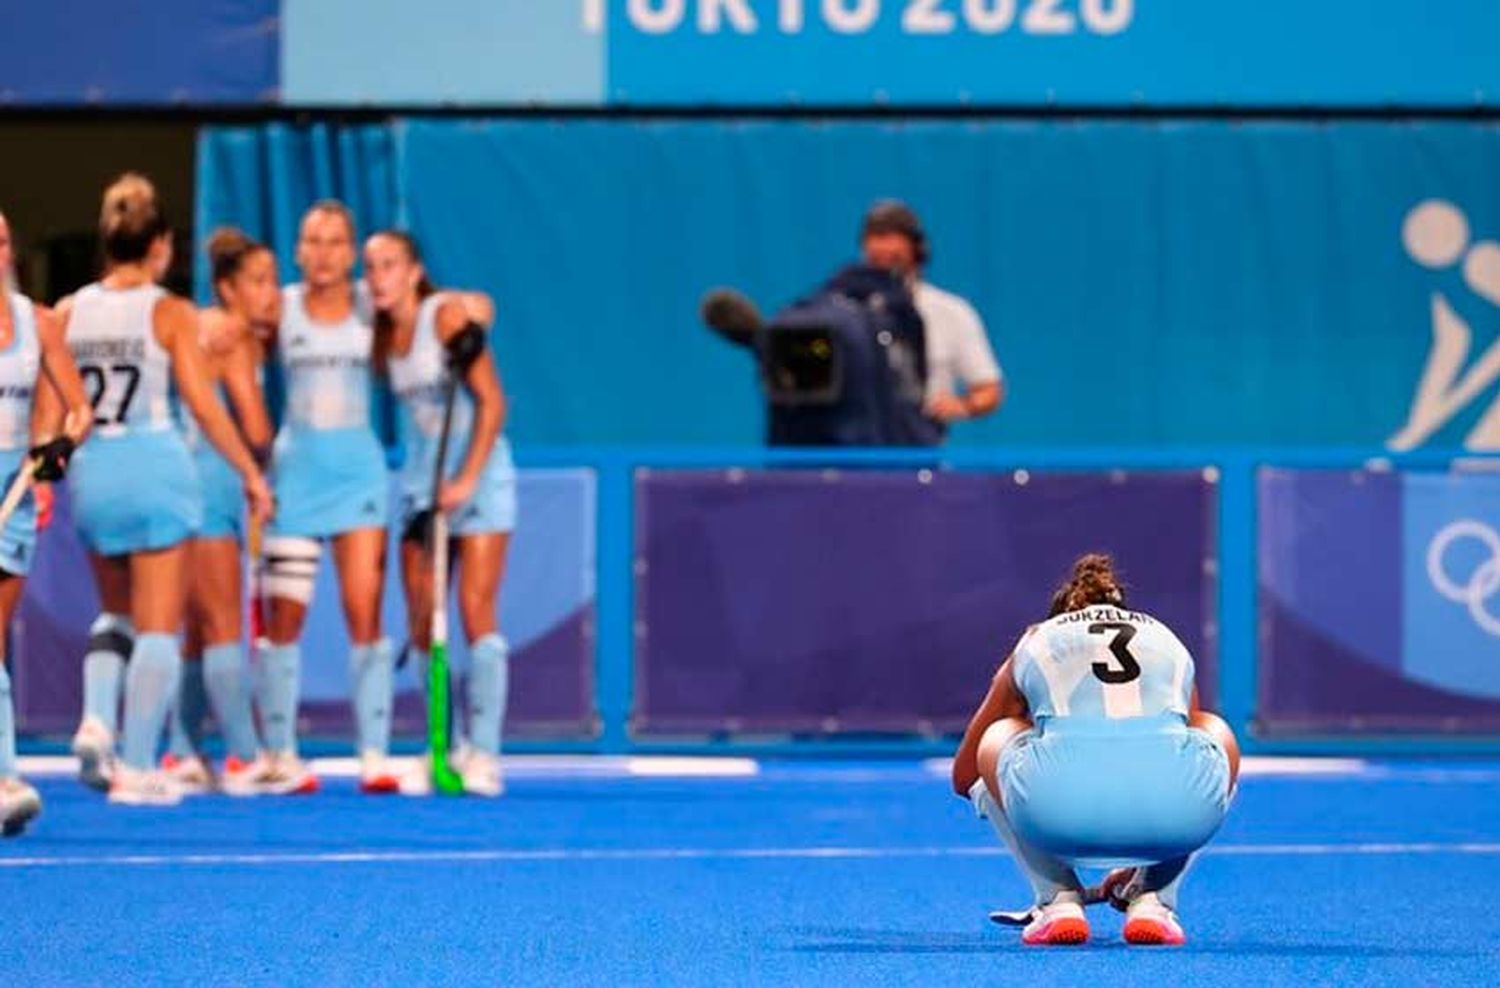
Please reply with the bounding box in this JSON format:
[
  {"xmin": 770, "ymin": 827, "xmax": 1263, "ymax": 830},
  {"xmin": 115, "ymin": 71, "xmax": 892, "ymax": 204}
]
[
  {"xmin": 268, "ymin": 425, "xmax": 388, "ymax": 538},
  {"xmin": 193, "ymin": 445, "xmax": 244, "ymax": 541},
  {"xmin": 70, "ymin": 431, "xmax": 203, "ymax": 555},
  {"xmin": 396, "ymin": 436, "xmax": 517, "ymax": 537},
  {"xmin": 0, "ymin": 447, "xmax": 37, "ymax": 575},
  {"xmin": 999, "ymin": 715, "xmax": 1232, "ymax": 868}
]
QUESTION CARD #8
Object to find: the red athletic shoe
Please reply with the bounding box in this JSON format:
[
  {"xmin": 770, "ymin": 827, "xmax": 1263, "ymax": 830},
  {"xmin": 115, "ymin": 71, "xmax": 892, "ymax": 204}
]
[
  {"xmin": 1123, "ymin": 894, "xmax": 1186, "ymax": 946},
  {"xmin": 358, "ymin": 752, "xmax": 400, "ymax": 794},
  {"xmin": 1021, "ymin": 899, "xmax": 1090, "ymax": 946}
]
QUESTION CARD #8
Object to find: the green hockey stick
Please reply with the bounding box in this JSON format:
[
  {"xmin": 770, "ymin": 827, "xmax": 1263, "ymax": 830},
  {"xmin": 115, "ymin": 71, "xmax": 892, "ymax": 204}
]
[{"xmin": 428, "ymin": 371, "xmax": 465, "ymax": 796}]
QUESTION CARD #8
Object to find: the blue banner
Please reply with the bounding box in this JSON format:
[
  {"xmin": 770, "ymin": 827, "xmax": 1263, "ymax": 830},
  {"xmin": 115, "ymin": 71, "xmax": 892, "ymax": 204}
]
[
  {"xmin": 0, "ymin": 0, "xmax": 276, "ymax": 105},
  {"xmin": 278, "ymin": 0, "xmax": 1500, "ymax": 109}
]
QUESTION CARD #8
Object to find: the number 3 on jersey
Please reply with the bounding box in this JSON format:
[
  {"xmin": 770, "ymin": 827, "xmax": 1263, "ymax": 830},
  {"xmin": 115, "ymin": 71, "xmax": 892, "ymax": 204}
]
[
  {"xmin": 1088, "ymin": 622, "xmax": 1142, "ymax": 684},
  {"xmin": 80, "ymin": 363, "xmax": 141, "ymax": 426}
]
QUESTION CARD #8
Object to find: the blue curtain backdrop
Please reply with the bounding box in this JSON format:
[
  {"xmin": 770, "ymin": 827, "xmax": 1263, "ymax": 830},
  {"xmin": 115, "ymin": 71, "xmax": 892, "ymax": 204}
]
[{"xmin": 197, "ymin": 119, "xmax": 1500, "ymax": 449}]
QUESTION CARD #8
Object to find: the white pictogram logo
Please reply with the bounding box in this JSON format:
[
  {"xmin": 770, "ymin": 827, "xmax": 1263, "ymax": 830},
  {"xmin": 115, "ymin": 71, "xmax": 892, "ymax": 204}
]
[
  {"xmin": 1426, "ymin": 519, "xmax": 1500, "ymax": 636},
  {"xmin": 1389, "ymin": 200, "xmax": 1500, "ymax": 451}
]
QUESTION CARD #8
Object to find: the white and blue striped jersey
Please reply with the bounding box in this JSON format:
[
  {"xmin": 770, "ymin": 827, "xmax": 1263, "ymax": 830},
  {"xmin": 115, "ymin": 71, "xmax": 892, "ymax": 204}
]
[
  {"xmin": 0, "ymin": 293, "xmax": 41, "ymax": 451},
  {"xmin": 66, "ymin": 283, "xmax": 173, "ymax": 437},
  {"xmin": 278, "ymin": 283, "xmax": 373, "ymax": 431},
  {"xmin": 1012, "ymin": 606, "xmax": 1194, "ymax": 724}
]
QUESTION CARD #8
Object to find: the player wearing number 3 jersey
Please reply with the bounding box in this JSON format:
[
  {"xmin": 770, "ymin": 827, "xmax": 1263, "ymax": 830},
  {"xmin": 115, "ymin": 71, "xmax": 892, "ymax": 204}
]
[{"xmin": 951, "ymin": 554, "xmax": 1240, "ymax": 947}]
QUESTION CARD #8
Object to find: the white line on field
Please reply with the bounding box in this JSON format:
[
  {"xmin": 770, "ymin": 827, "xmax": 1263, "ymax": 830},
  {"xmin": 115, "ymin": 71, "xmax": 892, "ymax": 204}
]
[{"xmin": 3, "ymin": 842, "xmax": 1499, "ymax": 870}]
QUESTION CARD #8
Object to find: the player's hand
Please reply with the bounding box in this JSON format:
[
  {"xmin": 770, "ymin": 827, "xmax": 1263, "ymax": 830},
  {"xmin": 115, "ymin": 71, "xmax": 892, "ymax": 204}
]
[
  {"xmin": 28, "ymin": 435, "xmax": 77, "ymax": 482},
  {"xmin": 438, "ymin": 473, "xmax": 477, "ymax": 512},
  {"xmin": 924, "ymin": 393, "xmax": 970, "ymax": 423},
  {"xmin": 244, "ymin": 470, "xmax": 275, "ymax": 524}
]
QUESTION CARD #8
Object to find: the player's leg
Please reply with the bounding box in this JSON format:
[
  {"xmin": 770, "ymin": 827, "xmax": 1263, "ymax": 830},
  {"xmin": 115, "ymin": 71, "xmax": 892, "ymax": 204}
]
[
  {"xmin": 161, "ymin": 589, "xmax": 212, "ymax": 793},
  {"xmin": 1113, "ymin": 719, "xmax": 1239, "ymax": 946},
  {"xmin": 974, "ymin": 718, "xmax": 1090, "ymax": 945},
  {"xmin": 73, "ymin": 553, "xmax": 132, "ymax": 790},
  {"xmin": 110, "ymin": 544, "xmax": 188, "ymax": 805},
  {"xmin": 0, "ymin": 572, "xmax": 40, "ymax": 836},
  {"xmin": 256, "ymin": 535, "xmax": 320, "ymax": 792},
  {"xmin": 455, "ymin": 532, "xmax": 510, "ymax": 797},
  {"xmin": 332, "ymin": 526, "xmax": 395, "ymax": 791},
  {"xmin": 189, "ymin": 534, "xmax": 270, "ymax": 795}
]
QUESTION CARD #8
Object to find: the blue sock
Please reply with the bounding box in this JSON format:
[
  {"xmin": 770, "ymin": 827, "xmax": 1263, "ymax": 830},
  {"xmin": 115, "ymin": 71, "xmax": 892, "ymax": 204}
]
[
  {"xmin": 169, "ymin": 660, "xmax": 207, "ymax": 756},
  {"xmin": 204, "ymin": 642, "xmax": 259, "ymax": 761},
  {"xmin": 0, "ymin": 662, "xmax": 15, "ymax": 779},
  {"xmin": 349, "ymin": 639, "xmax": 394, "ymax": 756},
  {"xmin": 468, "ymin": 634, "xmax": 509, "ymax": 757},
  {"xmin": 257, "ymin": 642, "xmax": 301, "ymax": 755},
  {"xmin": 82, "ymin": 613, "xmax": 132, "ymax": 735},
  {"xmin": 120, "ymin": 633, "xmax": 182, "ymax": 771}
]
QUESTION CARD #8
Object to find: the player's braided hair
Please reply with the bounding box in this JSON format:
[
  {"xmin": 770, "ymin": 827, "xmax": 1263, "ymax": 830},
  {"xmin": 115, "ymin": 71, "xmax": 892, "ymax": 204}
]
[{"xmin": 1048, "ymin": 553, "xmax": 1127, "ymax": 616}]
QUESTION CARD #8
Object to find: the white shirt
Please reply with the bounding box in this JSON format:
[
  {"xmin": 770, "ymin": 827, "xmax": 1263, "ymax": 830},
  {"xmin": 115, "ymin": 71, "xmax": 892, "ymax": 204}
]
[{"xmin": 912, "ymin": 281, "xmax": 1001, "ymax": 400}]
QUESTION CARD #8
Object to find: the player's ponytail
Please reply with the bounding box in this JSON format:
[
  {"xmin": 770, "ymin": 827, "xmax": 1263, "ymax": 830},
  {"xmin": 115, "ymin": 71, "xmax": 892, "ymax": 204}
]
[
  {"xmin": 100, "ymin": 172, "xmax": 168, "ymax": 263},
  {"xmin": 1048, "ymin": 553, "xmax": 1127, "ymax": 616}
]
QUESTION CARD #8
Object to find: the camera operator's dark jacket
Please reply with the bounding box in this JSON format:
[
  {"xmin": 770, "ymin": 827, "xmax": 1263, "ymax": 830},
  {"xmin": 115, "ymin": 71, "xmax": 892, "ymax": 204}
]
[{"xmin": 758, "ymin": 264, "xmax": 943, "ymax": 447}]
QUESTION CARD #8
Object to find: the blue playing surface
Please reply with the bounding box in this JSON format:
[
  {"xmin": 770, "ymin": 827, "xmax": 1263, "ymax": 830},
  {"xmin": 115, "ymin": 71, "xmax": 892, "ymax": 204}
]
[{"xmin": 3, "ymin": 760, "xmax": 1498, "ymax": 986}]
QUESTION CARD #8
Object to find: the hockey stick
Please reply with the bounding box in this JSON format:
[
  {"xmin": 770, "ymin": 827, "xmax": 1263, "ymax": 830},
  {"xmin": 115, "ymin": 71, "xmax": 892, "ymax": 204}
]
[{"xmin": 427, "ymin": 370, "xmax": 465, "ymax": 797}]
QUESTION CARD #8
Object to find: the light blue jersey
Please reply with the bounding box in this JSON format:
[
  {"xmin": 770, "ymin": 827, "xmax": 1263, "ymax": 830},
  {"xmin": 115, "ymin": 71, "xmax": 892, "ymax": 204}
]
[
  {"xmin": 999, "ymin": 606, "xmax": 1230, "ymax": 868},
  {"xmin": 66, "ymin": 283, "xmax": 201, "ymax": 554},
  {"xmin": 267, "ymin": 284, "xmax": 387, "ymax": 538},
  {"xmin": 386, "ymin": 294, "xmax": 515, "ymax": 537},
  {"xmin": 0, "ymin": 293, "xmax": 42, "ymax": 574}
]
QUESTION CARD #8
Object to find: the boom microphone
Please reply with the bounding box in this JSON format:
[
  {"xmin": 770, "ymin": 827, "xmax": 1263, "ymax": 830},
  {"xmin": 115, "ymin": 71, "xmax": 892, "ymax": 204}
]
[{"xmin": 700, "ymin": 288, "xmax": 763, "ymax": 348}]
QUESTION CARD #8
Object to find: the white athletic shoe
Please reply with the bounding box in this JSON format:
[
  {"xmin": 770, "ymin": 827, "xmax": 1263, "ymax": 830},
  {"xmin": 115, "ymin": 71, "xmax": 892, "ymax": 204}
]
[
  {"xmin": 399, "ymin": 758, "xmax": 433, "ymax": 797},
  {"xmin": 220, "ymin": 754, "xmax": 277, "ymax": 797},
  {"xmin": 259, "ymin": 752, "xmax": 319, "ymax": 796},
  {"xmin": 1123, "ymin": 892, "xmax": 1186, "ymax": 946},
  {"xmin": 1021, "ymin": 893, "xmax": 1090, "ymax": 946},
  {"xmin": 107, "ymin": 765, "xmax": 184, "ymax": 807},
  {"xmin": 358, "ymin": 751, "xmax": 400, "ymax": 794},
  {"xmin": 71, "ymin": 716, "xmax": 115, "ymax": 792},
  {"xmin": 0, "ymin": 777, "xmax": 42, "ymax": 837},
  {"xmin": 160, "ymin": 753, "xmax": 215, "ymax": 795},
  {"xmin": 460, "ymin": 751, "xmax": 505, "ymax": 798}
]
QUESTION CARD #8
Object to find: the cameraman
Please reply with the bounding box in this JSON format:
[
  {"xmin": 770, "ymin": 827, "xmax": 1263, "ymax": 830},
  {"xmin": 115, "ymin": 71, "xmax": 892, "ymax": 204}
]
[{"xmin": 860, "ymin": 201, "xmax": 1004, "ymax": 427}]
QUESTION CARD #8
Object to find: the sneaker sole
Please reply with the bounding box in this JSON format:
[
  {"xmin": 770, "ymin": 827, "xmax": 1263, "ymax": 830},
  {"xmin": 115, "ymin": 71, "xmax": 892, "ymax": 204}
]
[
  {"xmin": 106, "ymin": 793, "xmax": 183, "ymax": 807},
  {"xmin": 360, "ymin": 776, "xmax": 401, "ymax": 794},
  {"xmin": 1023, "ymin": 918, "xmax": 1090, "ymax": 946},
  {"xmin": 1, "ymin": 802, "xmax": 40, "ymax": 837},
  {"xmin": 1123, "ymin": 918, "xmax": 1185, "ymax": 946}
]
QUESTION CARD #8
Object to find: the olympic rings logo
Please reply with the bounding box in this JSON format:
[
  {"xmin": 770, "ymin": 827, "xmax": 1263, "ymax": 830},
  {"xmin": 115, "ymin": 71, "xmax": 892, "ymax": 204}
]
[{"xmin": 1426, "ymin": 520, "xmax": 1500, "ymax": 637}]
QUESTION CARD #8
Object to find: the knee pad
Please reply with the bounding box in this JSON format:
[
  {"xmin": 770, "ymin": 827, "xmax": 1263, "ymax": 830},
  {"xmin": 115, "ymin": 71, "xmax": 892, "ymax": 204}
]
[
  {"xmin": 87, "ymin": 613, "xmax": 135, "ymax": 659},
  {"xmin": 260, "ymin": 536, "xmax": 322, "ymax": 605}
]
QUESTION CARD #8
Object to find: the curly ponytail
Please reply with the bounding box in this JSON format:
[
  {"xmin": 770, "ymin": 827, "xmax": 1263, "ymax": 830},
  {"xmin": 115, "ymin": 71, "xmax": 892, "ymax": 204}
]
[{"xmin": 1047, "ymin": 553, "xmax": 1127, "ymax": 617}]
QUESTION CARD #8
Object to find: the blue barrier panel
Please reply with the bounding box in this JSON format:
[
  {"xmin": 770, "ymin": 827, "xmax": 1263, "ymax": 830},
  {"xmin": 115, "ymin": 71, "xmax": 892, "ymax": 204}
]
[
  {"xmin": 1260, "ymin": 466, "xmax": 1500, "ymax": 734},
  {"xmin": 633, "ymin": 466, "xmax": 1216, "ymax": 735}
]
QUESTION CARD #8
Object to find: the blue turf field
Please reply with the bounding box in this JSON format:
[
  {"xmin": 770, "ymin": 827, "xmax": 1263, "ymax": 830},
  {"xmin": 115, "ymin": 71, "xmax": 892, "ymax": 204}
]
[{"xmin": 2, "ymin": 759, "xmax": 1498, "ymax": 986}]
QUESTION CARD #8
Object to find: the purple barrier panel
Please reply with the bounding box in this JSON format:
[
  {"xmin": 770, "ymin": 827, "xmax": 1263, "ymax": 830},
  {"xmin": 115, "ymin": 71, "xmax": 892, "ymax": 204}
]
[
  {"xmin": 634, "ymin": 469, "xmax": 1216, "ymax": 736},
  {"xmin": 1259, "ymin": 467, "xmax": 1500, "ymax": 734},
  {"xmin": 14, "ymin": 469, "xmax": 596, "ymax": 740}
]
